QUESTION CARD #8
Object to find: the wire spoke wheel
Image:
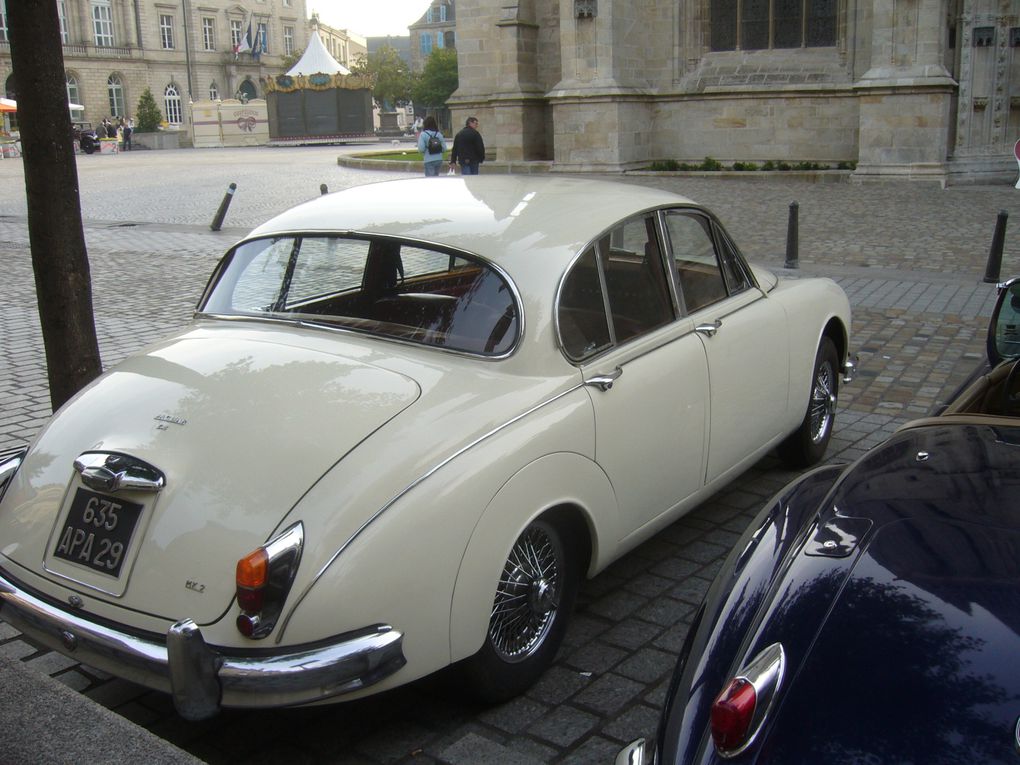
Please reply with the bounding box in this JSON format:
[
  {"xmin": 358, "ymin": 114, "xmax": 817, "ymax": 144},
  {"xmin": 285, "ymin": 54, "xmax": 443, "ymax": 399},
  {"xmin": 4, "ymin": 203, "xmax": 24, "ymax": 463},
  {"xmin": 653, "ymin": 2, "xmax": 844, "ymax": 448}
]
[
  {"xmin": 489, "ymin": 522, "xmax": 563, "ymax": 663},
  {"xmin": 808, "ymin": 357, "xmax": 837, "ymax": 444}
]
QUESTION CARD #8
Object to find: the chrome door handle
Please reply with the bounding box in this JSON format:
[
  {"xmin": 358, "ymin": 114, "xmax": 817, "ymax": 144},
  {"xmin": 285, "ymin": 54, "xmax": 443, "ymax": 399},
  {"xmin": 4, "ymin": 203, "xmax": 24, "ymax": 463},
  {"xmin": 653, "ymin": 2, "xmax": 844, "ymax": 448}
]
[
  {"xmin": 586, "ymin": 367, "xmax": 622, "ymax": 392},
  {"xmin": 695, "ymin": 319, "xmax": 723, "ymax": 337}
]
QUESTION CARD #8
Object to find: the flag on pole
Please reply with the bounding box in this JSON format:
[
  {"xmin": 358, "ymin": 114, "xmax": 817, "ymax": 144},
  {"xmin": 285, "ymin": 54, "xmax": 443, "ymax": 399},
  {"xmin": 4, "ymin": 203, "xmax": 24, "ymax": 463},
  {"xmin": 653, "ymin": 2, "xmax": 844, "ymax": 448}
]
[
  {"xmin": 252, "ymin": 23, "xmax": 263, "ymax": 61},
  {"xmin": 234, "ymin": 12, "xmax": 253, "ymax": 58}
]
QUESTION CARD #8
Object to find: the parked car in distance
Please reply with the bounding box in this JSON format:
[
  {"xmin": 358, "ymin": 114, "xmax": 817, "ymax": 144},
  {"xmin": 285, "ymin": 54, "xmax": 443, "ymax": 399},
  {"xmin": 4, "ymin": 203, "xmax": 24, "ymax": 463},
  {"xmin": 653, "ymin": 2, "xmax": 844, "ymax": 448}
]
[
  {"xmin": 619, "ymin": 277, "xmax": 1020, "ymax": 765},
  {"xmin": 0, "ymin": 177, "xmax": 853, "ymax": 721}
]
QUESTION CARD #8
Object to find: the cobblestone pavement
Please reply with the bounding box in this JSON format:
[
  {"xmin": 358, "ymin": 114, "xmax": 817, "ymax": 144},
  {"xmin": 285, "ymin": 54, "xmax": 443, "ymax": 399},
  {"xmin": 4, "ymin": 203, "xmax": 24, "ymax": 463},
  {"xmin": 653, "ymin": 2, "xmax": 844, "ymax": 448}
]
[{"xmin": 1, "ymin": 146, "xmax": 1019, "ymax": 763}]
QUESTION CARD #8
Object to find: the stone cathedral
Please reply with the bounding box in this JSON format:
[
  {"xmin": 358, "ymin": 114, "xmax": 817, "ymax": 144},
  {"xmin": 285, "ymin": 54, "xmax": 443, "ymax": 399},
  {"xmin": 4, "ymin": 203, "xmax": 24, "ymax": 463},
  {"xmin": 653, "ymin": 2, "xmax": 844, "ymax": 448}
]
[{"xmin": 447, "ymin": 0, "xmax": 1019, "ymax": 183}]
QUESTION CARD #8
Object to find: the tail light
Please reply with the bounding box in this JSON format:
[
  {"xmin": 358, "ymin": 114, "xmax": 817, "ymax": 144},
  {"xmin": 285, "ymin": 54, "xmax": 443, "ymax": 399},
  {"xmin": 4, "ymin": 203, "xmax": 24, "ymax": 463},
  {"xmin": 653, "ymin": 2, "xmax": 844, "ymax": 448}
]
[
  {"xmin": 235, "ymin": 522, "xmax": 303, "ymax": 639},
  {"xmin": 710, "ymin": 642, "xmax": 785, "ymax": 757}
]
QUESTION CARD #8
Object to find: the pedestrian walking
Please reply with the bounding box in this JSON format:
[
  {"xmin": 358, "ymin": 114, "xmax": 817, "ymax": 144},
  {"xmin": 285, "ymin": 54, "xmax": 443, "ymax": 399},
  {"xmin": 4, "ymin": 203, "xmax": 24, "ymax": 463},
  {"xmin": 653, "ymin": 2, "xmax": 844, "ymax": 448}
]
[
  {"xmin": 417, "ymin": 116, "xmax": 447, "ymax": 177},
  {"xmin": 449, "ymin": 117, "xmax": 485, "ymax": 175}
]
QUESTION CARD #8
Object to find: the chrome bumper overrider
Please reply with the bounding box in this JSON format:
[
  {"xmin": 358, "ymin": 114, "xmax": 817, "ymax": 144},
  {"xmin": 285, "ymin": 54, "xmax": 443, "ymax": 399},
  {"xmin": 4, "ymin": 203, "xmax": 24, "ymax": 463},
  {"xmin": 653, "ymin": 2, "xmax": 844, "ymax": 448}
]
[
  {"xmin": 0, "ymin": 571, "xmax": 406, "ymax": 720},
  {"xmin": 842, "ymin": 354, "xmax": 858, "ymax": 384}
]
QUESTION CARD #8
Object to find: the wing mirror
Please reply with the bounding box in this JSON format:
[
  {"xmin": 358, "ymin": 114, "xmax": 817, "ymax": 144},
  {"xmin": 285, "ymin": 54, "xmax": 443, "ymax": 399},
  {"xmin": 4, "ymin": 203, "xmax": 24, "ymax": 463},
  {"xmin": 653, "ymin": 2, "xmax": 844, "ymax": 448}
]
[{"xmin": 988, "ymin": 278, "xmax": 1020, "ymax": 367}]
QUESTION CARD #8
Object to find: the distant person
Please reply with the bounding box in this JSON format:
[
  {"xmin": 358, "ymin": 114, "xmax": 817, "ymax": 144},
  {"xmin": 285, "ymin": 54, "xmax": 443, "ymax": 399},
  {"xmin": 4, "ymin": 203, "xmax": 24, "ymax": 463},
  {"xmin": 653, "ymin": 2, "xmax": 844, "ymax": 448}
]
[
  {"xmin": 417, "ymin": 116, "xmax": 447, "ymax": 177},
  {"xmin": 121, "ymin": 118, "xmax": 132, "ymax": 150},
  {"xmin": 449, "ymin": 117, "xmax": 485, "ymax": 175}
]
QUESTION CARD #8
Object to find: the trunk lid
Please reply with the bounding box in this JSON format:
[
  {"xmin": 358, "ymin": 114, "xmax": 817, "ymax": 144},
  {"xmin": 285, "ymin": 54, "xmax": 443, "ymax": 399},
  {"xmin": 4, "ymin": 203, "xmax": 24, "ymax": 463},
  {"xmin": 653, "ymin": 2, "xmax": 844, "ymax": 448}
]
[{"xmin": 0, "ymin": 324, "xmax": 420, "ymax": 623}]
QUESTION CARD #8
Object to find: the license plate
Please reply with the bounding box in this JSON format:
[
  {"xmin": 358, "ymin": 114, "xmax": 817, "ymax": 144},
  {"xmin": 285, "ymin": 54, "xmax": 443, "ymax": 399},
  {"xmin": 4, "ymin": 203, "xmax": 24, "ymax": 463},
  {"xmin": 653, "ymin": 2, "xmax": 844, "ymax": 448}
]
[{"xmin": 52, "ymin": 488, "xmax": 143, "ymax": 578}]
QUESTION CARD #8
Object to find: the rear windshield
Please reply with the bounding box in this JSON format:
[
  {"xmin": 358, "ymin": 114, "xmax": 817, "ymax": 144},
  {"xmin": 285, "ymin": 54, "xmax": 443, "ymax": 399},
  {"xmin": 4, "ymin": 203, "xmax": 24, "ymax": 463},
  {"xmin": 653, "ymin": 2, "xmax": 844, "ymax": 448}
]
[{"xmin": 200, "ymin": 236, "xmax": 520, "ymax": 356}]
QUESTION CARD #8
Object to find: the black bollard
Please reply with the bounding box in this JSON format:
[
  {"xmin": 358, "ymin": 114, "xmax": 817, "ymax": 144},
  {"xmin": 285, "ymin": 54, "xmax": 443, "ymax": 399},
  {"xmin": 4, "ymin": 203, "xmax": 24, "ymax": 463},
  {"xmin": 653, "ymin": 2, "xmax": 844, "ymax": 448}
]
[
  {"xmin": 210, "ymin": 182, "xmax": 237, "ymax": 231},
  {"xmin": 983, "ymin": 209, "xmax": 1008, "ymax": 284},
  {"xmin": 320, "ymin": 183, "xmax": 328, "ymax": 195},
  {"xmin": 784, "ymin": 201, "xmax": 799, "ymax": 269}
]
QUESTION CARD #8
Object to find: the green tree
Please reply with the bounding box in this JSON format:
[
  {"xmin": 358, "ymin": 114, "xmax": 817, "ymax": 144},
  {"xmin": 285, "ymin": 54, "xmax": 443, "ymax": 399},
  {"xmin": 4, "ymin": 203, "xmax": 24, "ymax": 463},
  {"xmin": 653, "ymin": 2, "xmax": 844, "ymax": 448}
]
[
  {"xmin": 135, "ymin": 88, "xmax": 163, "ymax": 132},
  {"xmin": 411, "ymin": 48, "xmax": 458, "ymax": 109},
  {"xmin": 351, "ymin": 44, "xmax": 414, "ymax": 110}
]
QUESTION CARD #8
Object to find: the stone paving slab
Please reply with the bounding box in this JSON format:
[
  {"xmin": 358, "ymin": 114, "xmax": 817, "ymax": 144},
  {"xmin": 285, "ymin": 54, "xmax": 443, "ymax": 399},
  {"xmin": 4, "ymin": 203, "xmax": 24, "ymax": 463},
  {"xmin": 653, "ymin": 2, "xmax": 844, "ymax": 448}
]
[{"xmin": 0, "ymin": 147, "xmax": 1018, "ymax": 763}]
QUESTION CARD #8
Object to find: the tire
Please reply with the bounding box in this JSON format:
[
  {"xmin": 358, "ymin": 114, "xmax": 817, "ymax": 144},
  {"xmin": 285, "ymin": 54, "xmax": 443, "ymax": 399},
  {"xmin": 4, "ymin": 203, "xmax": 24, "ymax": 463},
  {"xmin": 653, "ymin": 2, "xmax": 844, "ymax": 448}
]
[
  {"xmin": 777, "ymin": 337, "xmax": 839, "ymax": 468},
  {"xmin": 458, "ymin": 518, "xmax": 579, "ymax": 703}
]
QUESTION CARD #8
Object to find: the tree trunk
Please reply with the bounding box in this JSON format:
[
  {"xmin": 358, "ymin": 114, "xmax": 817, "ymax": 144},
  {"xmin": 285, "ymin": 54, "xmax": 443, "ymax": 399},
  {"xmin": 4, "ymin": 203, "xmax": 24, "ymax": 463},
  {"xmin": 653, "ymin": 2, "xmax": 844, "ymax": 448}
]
[{"xmin": 8, "ymin": 0, "xmax": 102, "ymax": 412}]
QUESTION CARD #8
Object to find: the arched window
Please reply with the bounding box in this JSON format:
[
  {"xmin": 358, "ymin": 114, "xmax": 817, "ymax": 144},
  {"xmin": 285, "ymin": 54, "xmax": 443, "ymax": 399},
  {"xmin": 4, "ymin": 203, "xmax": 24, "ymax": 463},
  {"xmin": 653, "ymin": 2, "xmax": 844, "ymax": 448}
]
[
  {"xmin": 107, "ymin": 74, "xmax": 125, "ymax": 117},
  {"xmin": 237, "ymin": 79, "xmax": 257, "ymax": 102},
  {"xmin": 66, "ymin": 73, "xmax": 84, "ymax": 120},
  {"xmin": 209, "ymin": 82, "xmax": 219, "ymax": 100},
  {"xmin": 164, "ymin": 83, "xmax": 182, "ymax": 124},
  {"xmin": 710, "ymin": 0, "xmax": 836, "ymax": 51}
]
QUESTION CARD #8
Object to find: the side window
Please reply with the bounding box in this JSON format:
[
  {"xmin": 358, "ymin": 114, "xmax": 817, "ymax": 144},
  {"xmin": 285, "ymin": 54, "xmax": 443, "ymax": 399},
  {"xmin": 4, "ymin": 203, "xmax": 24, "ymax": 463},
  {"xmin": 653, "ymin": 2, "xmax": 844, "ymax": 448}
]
[
  {"xmin": 599, "ymin": 214, "xmax": 674, "ymax": 342},
  {"xmin": 558, "ymin": 213, "xmax": 675, "ymax": 361},
  {"xmin": 664, "ymin": 212, "xmax": 729, "ymax": 313},
  {"xmin": 559, "ymin": 248, "xmax": 612, "ymax": 361}
]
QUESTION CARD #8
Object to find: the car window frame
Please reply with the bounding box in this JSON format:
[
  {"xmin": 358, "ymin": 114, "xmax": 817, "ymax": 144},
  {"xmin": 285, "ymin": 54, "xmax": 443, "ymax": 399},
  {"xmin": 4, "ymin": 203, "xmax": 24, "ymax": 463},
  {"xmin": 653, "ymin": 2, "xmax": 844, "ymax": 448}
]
[
  {"xmin": 555, "ymin": 205, "xmax": 759, "ymax": 365},
  {"xmin": 196, "ymin": 233, "xmax": 525, "ymax": 360}
]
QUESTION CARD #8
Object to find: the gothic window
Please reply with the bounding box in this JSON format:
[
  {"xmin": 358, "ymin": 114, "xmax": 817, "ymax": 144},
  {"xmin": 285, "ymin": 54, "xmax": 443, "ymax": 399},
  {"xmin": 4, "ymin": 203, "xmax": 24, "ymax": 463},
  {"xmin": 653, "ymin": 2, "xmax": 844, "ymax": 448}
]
[
  {"xmin": 108, "ymin": 74, "xmax": 125, "ymax": 117},
  {"xmin": 711, "ymin": 0, "xmax": 835, "ymax": 51},
  {"xmin": 209, "ymin": 82, "xmax": 219, "ymax": 100},
  {"xmin": 164, "ymin": 84, "xmax": 182, "ymax": 125}
]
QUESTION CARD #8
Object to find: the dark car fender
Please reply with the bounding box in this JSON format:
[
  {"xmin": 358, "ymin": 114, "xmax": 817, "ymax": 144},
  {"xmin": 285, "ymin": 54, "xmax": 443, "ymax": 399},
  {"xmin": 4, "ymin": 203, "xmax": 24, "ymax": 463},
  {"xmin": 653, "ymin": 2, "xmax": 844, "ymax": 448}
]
[{"xmin": 656, "ymin": 462, "xmax": 844, "ymax": 765}]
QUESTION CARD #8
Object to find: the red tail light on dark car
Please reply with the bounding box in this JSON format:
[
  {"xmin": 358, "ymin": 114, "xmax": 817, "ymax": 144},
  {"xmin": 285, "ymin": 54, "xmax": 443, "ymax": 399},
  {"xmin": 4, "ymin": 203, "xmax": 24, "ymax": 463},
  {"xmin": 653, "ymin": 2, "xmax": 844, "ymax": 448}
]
[
  {"xmin": 710, "ymin": 642, "xmax": 785, "ymax": 757},
  {"xmin": 235, "ymin": 522, "xmax": 303, "ymax": 639}
]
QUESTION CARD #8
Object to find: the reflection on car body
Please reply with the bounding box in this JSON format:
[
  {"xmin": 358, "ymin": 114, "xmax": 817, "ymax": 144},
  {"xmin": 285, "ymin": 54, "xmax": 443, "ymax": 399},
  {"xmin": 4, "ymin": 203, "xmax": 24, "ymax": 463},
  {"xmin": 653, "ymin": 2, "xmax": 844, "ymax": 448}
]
[
  {"xmin": 0, "ymin": 177, "xmax": 853, "ymax": 720},
  {"xmin": 620, "ymin": 277, "xmax": 1020, "ymax": 765}
]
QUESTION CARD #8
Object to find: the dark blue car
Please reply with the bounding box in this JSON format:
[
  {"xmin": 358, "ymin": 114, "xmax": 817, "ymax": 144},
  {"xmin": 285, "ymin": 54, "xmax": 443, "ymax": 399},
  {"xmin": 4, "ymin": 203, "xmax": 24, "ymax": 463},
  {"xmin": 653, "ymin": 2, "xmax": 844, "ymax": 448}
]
[{"xmin": 620, "ymin": 278, "xmax": 1020, "ymax": 764}]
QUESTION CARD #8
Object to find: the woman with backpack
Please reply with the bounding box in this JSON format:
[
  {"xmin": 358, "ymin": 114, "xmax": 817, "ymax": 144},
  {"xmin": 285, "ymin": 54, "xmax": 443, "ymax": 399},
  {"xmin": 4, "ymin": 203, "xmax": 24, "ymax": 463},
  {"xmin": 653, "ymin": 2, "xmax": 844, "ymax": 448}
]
[{"xmin": 417, "ymin": 115, "xmax": 447, "ymax": 177}]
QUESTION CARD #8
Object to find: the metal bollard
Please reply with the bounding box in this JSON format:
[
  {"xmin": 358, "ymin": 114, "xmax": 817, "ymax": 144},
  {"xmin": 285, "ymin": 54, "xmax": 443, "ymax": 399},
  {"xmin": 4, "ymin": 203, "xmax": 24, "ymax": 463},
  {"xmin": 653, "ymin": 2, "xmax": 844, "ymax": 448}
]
[
  {"xmin": 983, "ymin": 209, "xmax": 1008, "ymax": 284},
  {"xmin": 210, "ymin": 182, "xmax": 237, "ymax": 231},
  {"xmin": 320, "ymin": 183, "xmax": 328, "ymax": 195},
  {"xmin": 784, "ymin": 201, "xmax": 799, "ymax": 269}
]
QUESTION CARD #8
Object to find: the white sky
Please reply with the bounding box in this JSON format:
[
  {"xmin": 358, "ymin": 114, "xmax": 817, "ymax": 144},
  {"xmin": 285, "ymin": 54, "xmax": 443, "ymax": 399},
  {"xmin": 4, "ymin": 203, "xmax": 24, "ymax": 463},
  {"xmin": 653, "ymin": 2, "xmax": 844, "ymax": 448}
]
[{"xmin": 307, "ymin": 0, "xmax": 434, "ymax": 38}]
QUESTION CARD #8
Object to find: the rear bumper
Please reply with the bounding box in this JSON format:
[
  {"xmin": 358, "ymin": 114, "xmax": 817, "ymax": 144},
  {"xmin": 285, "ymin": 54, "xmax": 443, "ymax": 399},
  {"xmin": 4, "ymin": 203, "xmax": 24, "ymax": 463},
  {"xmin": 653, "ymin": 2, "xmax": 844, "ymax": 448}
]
[{"xmin": 0, "ymin": 570, "xmax": 406, "ymax": 720}]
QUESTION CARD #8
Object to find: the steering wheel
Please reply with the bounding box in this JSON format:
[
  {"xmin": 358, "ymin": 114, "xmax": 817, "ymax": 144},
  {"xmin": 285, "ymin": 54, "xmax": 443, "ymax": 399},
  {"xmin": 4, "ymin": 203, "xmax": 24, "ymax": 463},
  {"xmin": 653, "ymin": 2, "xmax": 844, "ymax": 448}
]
[{"xmin": 1001, "ymin": 360, "xmax": 1020, "ymax": 414}]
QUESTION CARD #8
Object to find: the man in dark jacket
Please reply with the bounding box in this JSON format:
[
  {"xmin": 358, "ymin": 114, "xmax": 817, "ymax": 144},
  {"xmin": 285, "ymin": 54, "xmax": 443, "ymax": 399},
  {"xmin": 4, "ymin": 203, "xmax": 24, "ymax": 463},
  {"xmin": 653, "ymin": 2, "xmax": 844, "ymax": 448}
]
[{"xmin": 449, "ymin": 117, "xmax": 485, "ymax": 175}]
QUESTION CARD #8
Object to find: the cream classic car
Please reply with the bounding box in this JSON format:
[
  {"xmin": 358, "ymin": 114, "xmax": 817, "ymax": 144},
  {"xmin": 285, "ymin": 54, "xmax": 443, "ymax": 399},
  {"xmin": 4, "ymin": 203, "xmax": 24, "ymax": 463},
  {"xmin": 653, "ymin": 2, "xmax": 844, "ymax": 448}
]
[{"xmin": 0, "ymin": 177, "xmax": 853, "ymax": 720}]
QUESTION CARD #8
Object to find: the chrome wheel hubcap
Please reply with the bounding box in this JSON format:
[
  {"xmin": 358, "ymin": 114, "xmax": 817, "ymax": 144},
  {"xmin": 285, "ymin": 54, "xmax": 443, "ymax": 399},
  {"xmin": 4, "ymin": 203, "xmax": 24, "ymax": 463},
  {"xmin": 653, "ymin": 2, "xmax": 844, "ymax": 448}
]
[
  {"xmin": 809, "ymin": 362, "xmax": 836, "ymax": 444},
  {"xmin": 489, "ymin": 524, "xmax": 561, "ymax": 662}
]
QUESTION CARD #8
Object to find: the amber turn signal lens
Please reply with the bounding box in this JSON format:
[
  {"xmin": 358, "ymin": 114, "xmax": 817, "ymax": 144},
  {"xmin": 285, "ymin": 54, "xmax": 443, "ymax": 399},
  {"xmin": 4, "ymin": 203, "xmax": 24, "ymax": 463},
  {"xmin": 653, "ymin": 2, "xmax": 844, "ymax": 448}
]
[{"xmin": 236, "ymin": 548, "xmax": 269, "ymax": 589}]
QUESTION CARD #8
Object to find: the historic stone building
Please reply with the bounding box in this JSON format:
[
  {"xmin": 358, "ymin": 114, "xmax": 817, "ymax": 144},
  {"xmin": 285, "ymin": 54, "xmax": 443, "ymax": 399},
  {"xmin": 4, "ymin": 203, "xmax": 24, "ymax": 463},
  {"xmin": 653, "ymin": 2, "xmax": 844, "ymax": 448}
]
[
  {"xmin": 449, "ymin": 0, "xmax": 1020, "ymax": 183},
  {"xmin": 0, "ymin": 0, "xmax": 308, "ymax": 129}
]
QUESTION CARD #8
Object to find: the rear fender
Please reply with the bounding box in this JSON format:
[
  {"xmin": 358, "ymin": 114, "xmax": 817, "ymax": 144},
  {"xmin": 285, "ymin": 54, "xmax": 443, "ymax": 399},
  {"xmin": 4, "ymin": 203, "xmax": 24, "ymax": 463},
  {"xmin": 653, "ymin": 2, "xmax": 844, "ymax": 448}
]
[{"xmin": 448, "ymin": 452, "xmax": 615, "ymax": 662}]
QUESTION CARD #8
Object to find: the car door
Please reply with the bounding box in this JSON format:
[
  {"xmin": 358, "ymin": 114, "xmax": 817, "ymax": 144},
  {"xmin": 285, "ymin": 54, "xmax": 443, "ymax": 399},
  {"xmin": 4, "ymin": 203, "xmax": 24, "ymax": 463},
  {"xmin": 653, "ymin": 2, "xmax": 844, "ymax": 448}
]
[
  {"xmin": 662, "ymin": 210, "xmax": 791, "ymax": 485},
  {"xmin": 558, "ymin": 212, "xmax": 710, "ymax": 540}
]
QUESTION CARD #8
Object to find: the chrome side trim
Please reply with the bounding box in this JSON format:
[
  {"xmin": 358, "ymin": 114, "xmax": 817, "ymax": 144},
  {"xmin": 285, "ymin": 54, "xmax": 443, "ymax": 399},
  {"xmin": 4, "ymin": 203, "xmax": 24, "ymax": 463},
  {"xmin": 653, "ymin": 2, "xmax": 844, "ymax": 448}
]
[
  {"xmin": 615, "ymin": 738, "xmax": 651, "ymax": 765},
  {"xmin": 0, "ymin": 570, "xmax": 405, "ymax": 721}
]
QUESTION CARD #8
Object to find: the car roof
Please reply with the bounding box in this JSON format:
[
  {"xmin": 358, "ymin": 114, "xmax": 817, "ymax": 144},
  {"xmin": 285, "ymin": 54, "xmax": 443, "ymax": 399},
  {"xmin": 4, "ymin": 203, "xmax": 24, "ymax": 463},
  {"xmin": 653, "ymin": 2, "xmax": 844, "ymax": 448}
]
[{"xmin": 244, "ymin": 176, "xmax": 699, "ymax": 270}]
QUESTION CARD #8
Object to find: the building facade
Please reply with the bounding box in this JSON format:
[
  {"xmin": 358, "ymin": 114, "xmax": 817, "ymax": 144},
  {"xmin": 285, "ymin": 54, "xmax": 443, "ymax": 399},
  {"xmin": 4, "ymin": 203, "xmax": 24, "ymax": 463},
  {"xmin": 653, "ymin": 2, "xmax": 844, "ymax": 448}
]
[
  {"xmin": 449, "ymin": 0, "xmax": 1020, "ymax": 183},
  {"xmin": 312, "ymin": 17, "xmax": 367, "ymax": 69},
  {"xmin": 410, "ymin": 0, "xmax": 456, "ymax": 72},
  {"xmin": 0, "ymin": 0, "xmax": 308, "ymax": 130}
]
